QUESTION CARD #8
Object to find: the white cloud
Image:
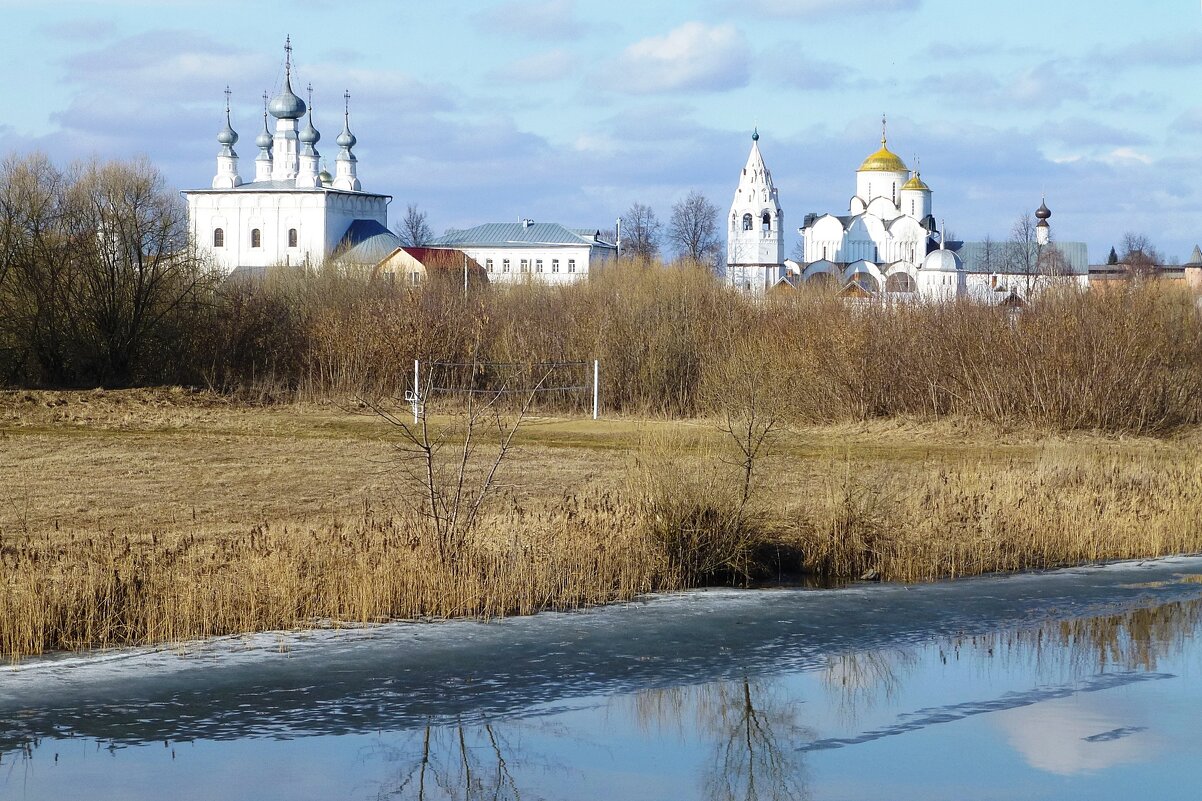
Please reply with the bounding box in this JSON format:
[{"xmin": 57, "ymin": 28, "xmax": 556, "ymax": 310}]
[
  {"xmin": 604, "ymin": 22, "xmax": 749, "ymax": 95},
  {"xmin": 993, "ymin": 696, "xmax": 1155, "ymax": 776}
]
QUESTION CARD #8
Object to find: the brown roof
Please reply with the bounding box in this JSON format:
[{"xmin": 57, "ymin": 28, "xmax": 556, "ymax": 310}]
[{"xmin": 401, "ymin": 247, "xmax": 486, "ymax": 275}]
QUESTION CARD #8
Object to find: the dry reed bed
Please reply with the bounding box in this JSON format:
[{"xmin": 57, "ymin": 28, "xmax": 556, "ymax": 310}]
[
  {"xmin": 792, "ymin": 449, "xmax": 1202, "ymax": 582},
  {"xmin": 0, "ymin": 496, "xmax": 672, "ymax": 660},
  {"xmin": 4, "ymin": 437, "xmax": 1201, "ymax": 660}
]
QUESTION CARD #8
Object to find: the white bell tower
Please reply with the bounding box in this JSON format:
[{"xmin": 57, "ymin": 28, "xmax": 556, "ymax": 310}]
[{"xmin": 726, "ymin": 129, "xmax": 784, "ymax": 294}]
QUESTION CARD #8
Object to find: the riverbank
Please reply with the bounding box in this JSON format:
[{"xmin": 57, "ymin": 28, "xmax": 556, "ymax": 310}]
[{"xmin": 2, "ymin": 388, "xmax": 1201, "ymax": 659}]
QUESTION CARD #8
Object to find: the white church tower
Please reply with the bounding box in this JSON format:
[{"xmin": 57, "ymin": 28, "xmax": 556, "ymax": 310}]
[{"xmin": 726, "ymin": 129, "xmax": 784, "ymax": 294}]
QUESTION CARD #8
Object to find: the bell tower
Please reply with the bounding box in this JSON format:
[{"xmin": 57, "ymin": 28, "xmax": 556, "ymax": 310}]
[{"xmin": 726, "ymin": 129, "xmax": 784, "ymax": 294}]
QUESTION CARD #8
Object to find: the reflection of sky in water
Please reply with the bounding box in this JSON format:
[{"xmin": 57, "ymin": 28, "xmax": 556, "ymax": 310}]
[{"xmin": 3, "ymin": 558, "xmax": 1202, "ymax": 800}]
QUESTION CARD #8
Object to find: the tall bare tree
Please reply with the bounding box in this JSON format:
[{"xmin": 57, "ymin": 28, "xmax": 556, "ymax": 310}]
[
  {"xmin": 396, "ymin": 203, "xmax": 434, "ymax": 247},
  {"xmin": 619, "ymin": 202, "xmax": 663, "ymax": 261},
  {"xmin": 1120, "ymin": 232, "xmax": 1162, "ymax": 278},
  {"xmin": 668, "ymin": 190, "xmax": 721, "ymax": 267}
]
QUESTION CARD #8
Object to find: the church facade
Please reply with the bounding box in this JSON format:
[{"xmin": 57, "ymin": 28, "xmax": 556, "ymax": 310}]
[{"xmin": 184, "ymin": 40, "xmax": 396, "ymax": 276}]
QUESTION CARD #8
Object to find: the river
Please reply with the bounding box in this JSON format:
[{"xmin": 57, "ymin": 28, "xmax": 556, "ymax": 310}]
[{"xmin": 3, "ymin": 557, "xmax": 1202, "ymax": 800}]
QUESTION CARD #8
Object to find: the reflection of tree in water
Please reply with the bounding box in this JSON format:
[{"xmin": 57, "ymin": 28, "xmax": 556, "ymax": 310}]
[
  {"xmin": 822, "ymin": 648, "xmax": 918, "ymax": 724},
  {"xmin": 626, "ymin": 678, "xmax": 812, "ymax": 801},
  {"xmin": 372, "ymin": 722, "xmax": 530, "ymax": 801},
  {"xmin": 949, "ymin": 595, "xmax": 1202, "ymax": 679}
]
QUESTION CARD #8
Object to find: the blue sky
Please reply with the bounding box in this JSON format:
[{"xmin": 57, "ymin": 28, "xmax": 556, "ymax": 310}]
[{"xmin": 3, "ymin": 0, "xmax": 1202, "ymax": 262}]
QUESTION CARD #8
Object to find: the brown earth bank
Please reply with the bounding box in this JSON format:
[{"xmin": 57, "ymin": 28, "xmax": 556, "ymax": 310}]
[{"xmin": 2, "ymin": 388, "xmax": 1201, "ymax": 660}]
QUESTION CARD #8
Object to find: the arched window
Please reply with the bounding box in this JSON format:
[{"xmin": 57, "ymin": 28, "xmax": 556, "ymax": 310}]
[
  {"xmin": 762, "ymin": 212, "xmax": 771, "ymax": 232},
  {"xmin": 742, "ymin": 213, "xmax": 753, "ymax": 231},
  {"xmin": 251, "ymin": 228, "xmax": 261, "ymax": 248},
  {"xmin": 288, "ymin": 228, "xmax": 298, "ymax": 248},
  {"xmin": 213, "ymin": 228, "xmax": 224, "ymax": 248}
]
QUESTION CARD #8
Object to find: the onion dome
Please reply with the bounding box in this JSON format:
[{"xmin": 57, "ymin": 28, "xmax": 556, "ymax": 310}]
[
  {"xmin": 859, "ymin": 144, "xmax": 908, "ymax": 172},
  {"xmin": 902, "ymin": 173, "xmax": 930, "ymax": 192},
  {"xmin": 300, "ymin": 111, "xmax": 320, "ymax": 147},
  {"xmin": 256, "ymin": 107, "xmax": 274, "ymax": 149},
  {"xmin": 859, "ymin": 114, "xmax": 908, "ymax": 172},
  {"xmin": 269, "ymin": 76, "xmax": 306, "ymax": 120},
  {"xmin": 319, "ymin": 168, "xmax": 333, "ymax": 185},
  {"xmin": 1035, "ymin": 198, "xmax": 1051, "ymax": 220},
  {"xmin": 751, "ymin": 127, "xmax": 759, "ymax": 142},
  {"xmin": 217, "ymin": 87, "xmax": 238, "ymax": 152},
  {"xmin": 217, "ymin": 118, "xmax": 238, "ymax": 147},
  {"xmin": 269, "ymin": 38, "xmax": 306, "ymax": 120},
  {"xmin": 336, "ymin": 120, "xmax": 356, "ymax": 150}
]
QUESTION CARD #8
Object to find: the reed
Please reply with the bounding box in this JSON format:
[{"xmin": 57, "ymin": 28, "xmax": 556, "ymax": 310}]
[
  {"xmin": 791, "ymin": 447, "xmax": 1202, "ymax": 582},
  {"xmin": 0, "ymin": 495, "xmax": 672, "ymax": 660}
]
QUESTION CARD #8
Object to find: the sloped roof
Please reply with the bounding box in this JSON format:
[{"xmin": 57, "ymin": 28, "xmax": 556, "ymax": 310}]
[
  {"xmin": 396, "ymin": 247, "xmax": 486, "ymax": 274},
  {"xmin": 336, "ymin": 219, "xmax": 404, "ymax": 263},
  {"xmin": 431, "ymin": 222, "xmax": 617, "ymax": 250},
  {"xmin": 953, "ymin": 240, "xmax": 1089, "ymax": 275}
]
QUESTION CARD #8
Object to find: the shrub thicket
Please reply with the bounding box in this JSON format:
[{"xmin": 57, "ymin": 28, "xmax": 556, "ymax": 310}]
[{"xmin": 3, "ymin": 155, "xmax": 1201, "ymax": 433}]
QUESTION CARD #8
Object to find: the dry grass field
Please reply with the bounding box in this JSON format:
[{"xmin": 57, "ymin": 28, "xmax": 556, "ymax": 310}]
[{"xmin": 2, "ymin": 388, "xmax": 1201, "ymax": 659}]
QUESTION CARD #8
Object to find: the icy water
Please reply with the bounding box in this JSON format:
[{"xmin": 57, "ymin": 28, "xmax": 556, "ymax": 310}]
[{"xmin": 4, "ymin": 559, "xmax": 1202, "ymax": 800}]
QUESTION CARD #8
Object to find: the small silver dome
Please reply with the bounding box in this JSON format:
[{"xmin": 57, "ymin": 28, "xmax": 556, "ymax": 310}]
[
  {"xmin": 336, "ymin": 119, "xmax": 356, "ymax": 149},
  {"xmin": 299, "ymin": 113, "xmax": 320, "ymax": 145},
  {"xmin": 256, "ymin": 121, "xmax": 273, "ymax": 149},
  {"xmin": 217, "ymin": 119, "xmax": 238, "ymax": 146}
]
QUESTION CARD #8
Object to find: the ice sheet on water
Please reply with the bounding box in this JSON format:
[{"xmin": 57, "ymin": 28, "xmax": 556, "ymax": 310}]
[{"xmin": 2, "ymin": 556, "xmax": 1201, "ymax": 753}]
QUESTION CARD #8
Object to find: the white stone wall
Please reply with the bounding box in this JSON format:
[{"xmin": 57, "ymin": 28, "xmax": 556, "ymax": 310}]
[{"xmin": 187, "ymin": 189, "xmax": 388, "ymax": 273}]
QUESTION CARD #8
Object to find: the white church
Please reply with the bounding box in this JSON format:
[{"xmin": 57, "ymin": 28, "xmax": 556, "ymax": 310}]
[
  {"xmin": 726, "ymin": 119, "xmax": 1088, "ymax": 300},
  {"xmin": 184, "ymin": 39, "xmax": 400, "ymax": 276}
]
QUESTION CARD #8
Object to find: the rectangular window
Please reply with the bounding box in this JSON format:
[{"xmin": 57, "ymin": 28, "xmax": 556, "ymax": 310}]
[
  {"xmin": 568, "ymin": 259, "xmax": 576, "ymax": 273},
  {"xmin": 552, "ymin": 259, "xmax": 559, "ymax": 273},
  {"xmin": 520, "ymin": 259, "xmax": 529, "ymax": 273},
  {"xmin": 536, "ymin": 259, "xmax": 543, "ymax": 273},
  {"xmin": 288, "ymin": 228, "xmax": 298, "ymax": 248},
  {"xmin": 486, "ymin": 259, "xmax": 494, "ymax": 273},
  {"xmin": 502, "ymin": 259, "xmax": 510, "ymax": 273}
]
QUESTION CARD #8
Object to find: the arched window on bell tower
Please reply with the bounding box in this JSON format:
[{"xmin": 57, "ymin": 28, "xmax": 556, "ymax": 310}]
[
  {"xmin": 762, "ymin": 212, "xmax": 771, "ymax": 232},
  {"xmin": 743, "ymin": 213, "xmax": 753, "ymax": 231},
  {"xmin": 213, "ymin": 228, "xmax": 224, "ymax": 248}
]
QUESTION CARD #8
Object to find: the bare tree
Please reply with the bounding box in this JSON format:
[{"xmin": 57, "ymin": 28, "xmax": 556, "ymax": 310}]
[
  {"xmin": 619, "ymin": 202, "xmax": 662, "ymax": 261},
  {"xmin": 668, "ymin": 190, "xmax": 721, "ymax": 267},
  {"xmin": 978, "ymin": 234, "xmax": 998, "ymax": 274},
  {"xmin": 396, "ymin": 203, "xmax": 434, "ymax": 247},
  {"xmin": 64, "ymin": 157, "xmax": 213, "ymax": 383},
  {"xmin": 1120, "ymin": 232, "xmax": 1162, "ymax": 278}
]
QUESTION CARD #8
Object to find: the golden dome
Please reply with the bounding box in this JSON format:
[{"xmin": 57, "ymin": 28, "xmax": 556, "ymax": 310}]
[
  {"xmin": 902, "ymin": 173, "xmax": 930, "ymax": 192},
  {"xmin": 858, "ymin": 143, "xmax": 908, "ymax": 172}
]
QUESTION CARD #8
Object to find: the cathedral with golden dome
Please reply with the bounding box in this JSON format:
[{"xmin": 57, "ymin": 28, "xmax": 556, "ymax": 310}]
[
  {"xmin": 727, "ymin": 117, "xmax": 1089, "ymax": 300},
  {"xmin": 793, "ymin": 116, "xmax": 959, "ymax": 298}
]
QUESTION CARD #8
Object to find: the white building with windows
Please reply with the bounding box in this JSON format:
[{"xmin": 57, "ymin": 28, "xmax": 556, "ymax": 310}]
[
  {"xmin": 726, "ymin": 130, "xmax": 784, "ymax": 295},
  {"xmin": 184, "ymin": 40, "xmax": 395, "ymax": 276},
  {"xmin": 428, "ymin": 221, "xmax": 616, "ymax": 285}
]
